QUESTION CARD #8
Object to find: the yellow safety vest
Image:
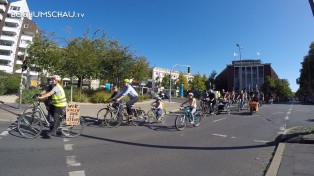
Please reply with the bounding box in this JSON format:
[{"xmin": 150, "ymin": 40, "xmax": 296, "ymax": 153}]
[{"xmin": 52, "ymin": 83, "xmax": 67, "ymax": 107}]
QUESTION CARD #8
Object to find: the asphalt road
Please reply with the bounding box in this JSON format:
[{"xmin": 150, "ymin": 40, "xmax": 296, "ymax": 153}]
[{"xmin": 0, "ymin": 101, "xmax": 312, "ymax": 176}]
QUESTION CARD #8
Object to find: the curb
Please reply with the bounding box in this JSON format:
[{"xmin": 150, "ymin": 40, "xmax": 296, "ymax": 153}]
[{"xmin": 265, "ymin": 143, "xmax": 285, "ymax": 176}]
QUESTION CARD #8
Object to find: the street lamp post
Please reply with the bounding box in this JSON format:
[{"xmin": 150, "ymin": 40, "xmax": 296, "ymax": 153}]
[
  {"xmin": 236, "ymin": 44, "xmax": 242, "ymax": 92},
  {"xmin": 169, "ymin": 64, "xmax": 190, "ymax": 102}
]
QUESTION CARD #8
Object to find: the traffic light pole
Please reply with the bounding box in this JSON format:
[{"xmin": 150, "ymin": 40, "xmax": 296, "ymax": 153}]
[
  {"xmin": 169, "ymin": 64, "xmax": 190, "ymax": 102},
  {"xmin": 18, "ymin": 49, "xmax": 27, "ymax": 109}
]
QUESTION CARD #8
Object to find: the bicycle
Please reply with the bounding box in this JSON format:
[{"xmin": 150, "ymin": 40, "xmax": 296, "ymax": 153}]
[
  {"xmin": 104, "ymin": 101, "xmax": 146, "ymax": 127},
  {"xmin": 146, "ymin": 107, "xmax": 167, "ymax": 123},
  {"xmin": 17, "ymin": 95, "xmax": 84, "ymax": 138},
  {"xmin": 200, "ymin": 99, "xmax": 210, "ymax": 114},
  {"xmin": 175, "ymin": 106, "xmax": 202, "ymax": 131}
]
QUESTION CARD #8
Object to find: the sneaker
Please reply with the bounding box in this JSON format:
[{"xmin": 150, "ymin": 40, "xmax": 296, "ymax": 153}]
[{"xmin": 190, "ymin": 121, "xmax": 195, "ymax": 124}]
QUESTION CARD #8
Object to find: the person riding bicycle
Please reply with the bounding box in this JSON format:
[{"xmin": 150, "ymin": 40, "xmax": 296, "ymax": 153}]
[
  {"xmin": 151, "ymin": 97, "xmax": 164, "ymax": 121},
  {"xmin": 40, "ymin": 77, "xmax": 55, "ymax": 123},
  {"xmin": 107, "ymin": 86, "xmax": 123, "ymax": 109},
  {"xmin": 114, "ymin": 79, "xmax": 139, "ymax": 121},
  {"xmin": 38, "ymin": 75, "xmax": 67, "ymax": 136},
  {"xmin": 208, "ymin": 89, "xmax": 216, "ymax": 114},
  {"xmin": 236, "ymin": 90, "xmax": 245, "ymax": 109},
  {"xmin": 180, "ymin": 92, "xmax": 197, "ymax": 124}
]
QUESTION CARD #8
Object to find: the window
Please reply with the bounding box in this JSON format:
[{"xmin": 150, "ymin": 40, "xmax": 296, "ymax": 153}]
[{"xmin": 23, "ymin": 24, "xmax": 29, "ymax": 28}]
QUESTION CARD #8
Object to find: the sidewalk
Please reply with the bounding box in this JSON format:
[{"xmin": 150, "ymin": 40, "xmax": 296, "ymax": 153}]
[{"xmin": 266, "ymin": 126, "xmax": 314, "ymax": 176}]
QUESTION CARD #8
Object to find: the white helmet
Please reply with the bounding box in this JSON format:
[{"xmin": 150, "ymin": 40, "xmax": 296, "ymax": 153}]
[
  {"xmin": 188, "ymin": 92, "xmax": 194, "ymax": 96},
  {"xmin": 51, "ymin": 75, "xmax": 61, "ymax": 81}
]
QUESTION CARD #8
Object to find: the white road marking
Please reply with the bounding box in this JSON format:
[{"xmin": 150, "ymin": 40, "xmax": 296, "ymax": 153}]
[
  {"xmin": 287, "ymin": 111, "xmax": 291, "ymax": 115},
  {"xmin": 284, "ymin": 116, "xmax": 289, "ymax": 120},
  {"xmin": 66, "ymin": 156, "xmax": 81, "ymax": 167},
  {"xmin": 230, "ymin": 136, "xmax": 237, "ymax": 139},
  {"xmin": 212, "ymin": 118, "xmax": 227, "ymax": 123},
  {"xmin": 69, "ymin": 170, "xmax": 85, "ymax": 176},
  {"xmin": 64, "ymin": 138, "xmax": 71, "ymax": 142},
  {"xmin": 64, "ymin": 144, "xmax": 74, "ymax": 151},
  {"xmin": 271, "ymin": 112, "xmax": 284, "ymax": 114},
  {"xmin": 254, "ymin": 140, "xmax": 270, "ymax": 143},
  {"xmin": 279, "ymin": 126, "xmax": 286, "ymax": 131},
  {"xmin": 213, "ymin": 134, "xmax": 227, "ymax": 138},
  {"xmin": 0, "ymin": 131, "xmax": 9, "ymax": 136}
]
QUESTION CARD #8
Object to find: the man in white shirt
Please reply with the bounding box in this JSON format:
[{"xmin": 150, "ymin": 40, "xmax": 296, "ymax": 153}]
[{"xmin": 115, "ymin": 79, "xmax": 139, "ymax": 120}]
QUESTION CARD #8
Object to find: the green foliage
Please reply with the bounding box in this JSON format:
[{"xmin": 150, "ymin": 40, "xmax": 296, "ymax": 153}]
[
  {"xmin": 176, "ymin": 72, "xmax": 190, "ymax": 91},
  {"xmin": 90, "ymin": 91, "xmax": 110, "ymax": 103},
  {"xmin": 16, "ymin": 89, "xmax": 41, "ymax": 104},
  {"xmin": 189, "ymin": 73, "xmax": 205, "ymax": 91},
  {"xmin": 138, "ymin": 94, "xmax": 150, "ymax": 102},
  {"xmin": 161, "ymin": 74, "xmax": 170, "ymax": 89},
  {"xmin": 0, "ymin": 71, "xmax": 20, "ymax": 95},
  {"xmin": 298, "ymin": 42, "xmax": 314, "ymax": 99}
]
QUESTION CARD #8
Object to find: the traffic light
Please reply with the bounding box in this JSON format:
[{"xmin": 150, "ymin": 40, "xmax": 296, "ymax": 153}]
[
  {"xmin": 187, "ymin": 66, "xmax": 190, "ymax": 74},
  {"xmin": 22, "ymin": 59, "xmax": 27, "ymax": 72}
]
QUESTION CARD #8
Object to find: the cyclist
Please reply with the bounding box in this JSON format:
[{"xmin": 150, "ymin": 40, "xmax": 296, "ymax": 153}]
[
  {"xmin": 38, "ymin": 75, "xmax": 67, "ymax": 136},
  {"xmin": 114, "ymin": 79, "xmax": 139, "ymax": 121},
  {"xmin": 107, "ymin": 86, "xmax": 123, "ymax": 109},
  {"xmin": 40, "ymin": 77, "xmax": 54, "ymax": 123},
  {"xmin": 208, "ymin": 89, "xmax": 216, "ymax": 114},
  {"xmin": 180, "ymin": 92, "xmax": 197, "ymax": 124},
  {"xmin": 150, "ymin": 97, "xmax": 164, "ymax": 122}
]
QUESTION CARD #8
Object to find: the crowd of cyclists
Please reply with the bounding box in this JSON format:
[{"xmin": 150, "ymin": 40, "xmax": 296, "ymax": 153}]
[{"xmin": 36, "ymin": 74, "xmax": 268, "ymax": 136}]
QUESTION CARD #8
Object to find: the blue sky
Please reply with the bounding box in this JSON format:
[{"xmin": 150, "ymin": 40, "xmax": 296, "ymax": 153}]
[{"xmin": 26, "ymin": 0, "xmax": 314, "ymax": 92}]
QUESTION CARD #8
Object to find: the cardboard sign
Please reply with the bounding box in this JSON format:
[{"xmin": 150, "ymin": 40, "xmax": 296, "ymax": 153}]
[{"xmin": 66, "ymin": 103, "xmax": 80, "ymax": 126}]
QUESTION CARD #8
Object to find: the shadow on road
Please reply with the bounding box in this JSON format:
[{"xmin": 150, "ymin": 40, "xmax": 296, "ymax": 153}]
[{"xmin": 80, "ymin": 133, "xmax": 282, "ymax": 151}]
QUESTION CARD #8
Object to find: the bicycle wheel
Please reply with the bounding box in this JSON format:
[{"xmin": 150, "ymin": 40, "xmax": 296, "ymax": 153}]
[
  {"xmin": 158, "ymin": 109, "xmax": 167, "ymax": 123},
  {"xmin": 96, "ymin": 108, "xmax": 108, "ymax": 126},
  {"xmin": 132, "ymin": 110, "xmax": 146, "ymax": 126},
  {"xmin": 105, "ymin": 110, "xmax": 122, "ymax": 127},
  {"xmin": 193, "ymin": 112, "xmax": 202, "ymax": 127},
  {"xmin": 60, "ymin": 117, "xmax": 83, "ymax": 138},
  {"xmin": 146, "ymin": 110, "xmax": 156, "ymax": 123},
  {"xmin": 175, "ymin": 115, "xmax": 187, "ymax": 131},
  {"xmin": 18, "ymin": 112, "xmax": 43, "ymax": 138}
]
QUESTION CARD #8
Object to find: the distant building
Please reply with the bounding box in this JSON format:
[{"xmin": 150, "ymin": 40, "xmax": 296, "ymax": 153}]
[
  {"xmin": 0, "ymin": 0, "xmax": 38, "ymax": 75},
  {"xmin": 151, "ymin": 67, "xmax": 194, "ymax": 88},
  {"xmin": 215, "ymin": 60, "xmax": 279, "ymax": 92}
]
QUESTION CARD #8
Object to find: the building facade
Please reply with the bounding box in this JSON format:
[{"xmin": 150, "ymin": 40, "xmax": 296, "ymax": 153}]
[
  {"xmin": 151, "ymin": 67, "xmax": 194, "ymax": 87},
  {"xmin": 215, "ymin": 60, "xmax": 279, "ymax": 92},
  {"xmin": 0, "ymin": 0, "xmax": 37, "ymax": 75}
]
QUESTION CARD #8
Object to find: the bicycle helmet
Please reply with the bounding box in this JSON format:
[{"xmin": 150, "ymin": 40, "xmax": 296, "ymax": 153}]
[
  {"xmin": 188, "ymin": 92, "xmax": 194, "ymax": 96},
  {"xmin": 124, "ymin": 79, "xmax": 130, "ymax": 83},
  {"xmin": 156, "ymin": 97, "xmax": 162, "ymax": 100}
]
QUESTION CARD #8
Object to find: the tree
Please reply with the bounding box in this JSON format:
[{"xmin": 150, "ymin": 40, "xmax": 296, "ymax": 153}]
[
  {"xmin": 175, "ymin": 72, "xmax": 190, "ymax": 91},
  {"xmin": 298, "ymin": 42, "xmax": 314, "ymax": 102},
  {"xmin": 261, "ymin": 76, "xmax": 276, "ymax": 99},
  {"xmin": 161, "ymin": 74, "xmax": 170, "ymax": 89},
  {"xmin": 190, "ymin": 73, "xmax": 205, "ymax": 91},
  {"xmin": 28, "ymin": 30, "xmax": 62, "ymax": 82}
]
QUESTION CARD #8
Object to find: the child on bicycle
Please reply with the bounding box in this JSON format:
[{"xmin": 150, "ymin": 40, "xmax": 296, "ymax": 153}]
[
  {"xmin": 151, "ymin": 97, "xmax": 164, "ymax": 121},
  {"xmin": 180, "ymin": 92, "xmax": 197, "ymax": 124}
]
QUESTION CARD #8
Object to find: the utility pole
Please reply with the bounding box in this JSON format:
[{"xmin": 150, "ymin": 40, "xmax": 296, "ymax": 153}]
[{"xmin": 19, "ymin": 49, "xmax": 27, "ymax": 109}]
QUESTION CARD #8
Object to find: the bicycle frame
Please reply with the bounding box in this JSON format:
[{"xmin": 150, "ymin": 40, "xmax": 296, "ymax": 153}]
[{"xmin": 25, "ymin": 101, "xmax": 50, "ymax": 126}]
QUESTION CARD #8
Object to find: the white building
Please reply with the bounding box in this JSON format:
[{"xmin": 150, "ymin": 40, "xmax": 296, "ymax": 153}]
[
  {"xmin": 0, "ymin": 0, "xmax": 38, "ymax": 75},
  {"xmin": 152, "ymin": 67, "xmax": 194, "ymax": 86}
]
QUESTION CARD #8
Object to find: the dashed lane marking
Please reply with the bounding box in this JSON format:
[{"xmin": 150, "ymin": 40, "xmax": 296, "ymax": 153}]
[
  {"xmin": 69, "ymin": 170, "xmax": 85, "ymax": 176},
  {"xmin": 66, "ymin": 156, "xmax": 81, "ymax": 167},
  {"xmin": 64, "ymin": 144, "xmax": 74, "ymax": 151},
  {"xmin": 64, "ymin": 138, "xmax": 71, "ymax": 142},
  {"xmin": 212, "ymin": 118, "xmax": 227, "ymax": 123},
  {"xmin": 0, "ymin": 130, "xmax": 9, "ymax": 136},
  {"xmin": 254, "ymin": 140, "xmax": 270, "ymax": 143},
  {"xmin": 213, "ymin": 134, "xmax": 227, "ymax": 138},
  {"xmin": 284, "ymin": 116, "xmax": 289, "ymax": 120}
]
